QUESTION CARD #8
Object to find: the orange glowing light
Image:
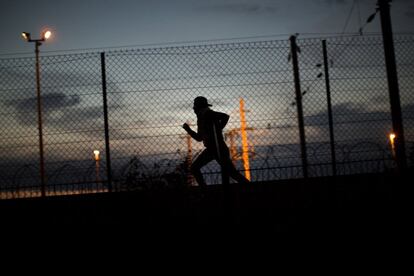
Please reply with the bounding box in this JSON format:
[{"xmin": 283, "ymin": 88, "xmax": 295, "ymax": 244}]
[
  {"xmin": 389, "ymin": 133, "xmax": 396, "ymax": 158},
  {"xmin": 43, "ymin": 30, "xmax": 52, "ymax": 40},
  {"xmin": 389, "ymin": 133, "xmax": 396, "ymax": 144},
  {"xmin": 239, "ymin": 98, "xmax": 251, "ymax": 181},
  {"xmin": 93, "ymin": 150, "xmax": 100, "ymax": 161},
  {"xmin": 21, "ymin": 32, "xmax": 30, "ymax": 41}
]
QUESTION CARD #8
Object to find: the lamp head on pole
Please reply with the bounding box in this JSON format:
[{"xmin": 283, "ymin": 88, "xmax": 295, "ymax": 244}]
[
  {"xmin": 42, "ymin": 30, "xmax": 52, "ymax": 40},
  {"xmin": 21, "ymin": 32, "xmax": 31, "ymax": 41},
  {"xmin": 93, "ymin": 150, "xmax": 100, "ymax": 161},
  {"xmin": 21, "ymin": 30, "xmax": 52, "ymax": 42},
  {"xmin": 389, "ymin": 133, "xmax": 396, "ymax": 145}
]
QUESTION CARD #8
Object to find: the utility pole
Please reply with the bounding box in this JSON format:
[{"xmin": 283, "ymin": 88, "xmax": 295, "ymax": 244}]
[
  {"xmin": 290, "ymin": 35, "xmax": 308, "ymax": 178},
  {"xmin": 101, "ymin": 52, "xmax": 113, "ymax": 192},
  {"xmin": 322, "ymin": 40, "xmax": 337, "ymax": 176},
  {"xmin": 378, "ymin": 0, "xmax": 407, "ymax": 171}
]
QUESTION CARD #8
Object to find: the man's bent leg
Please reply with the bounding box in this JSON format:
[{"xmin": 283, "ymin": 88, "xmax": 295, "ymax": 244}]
[
  {"xmin": 229, "ymin": 167, "xmax": 250, "ymax": 184},
  {"xmin": 191, "ymin": 149, "xmax": 214, "ymax": 187},
  {"xmin": 217, "ymin": 147, "xmax": 250, "ymax": 184}
]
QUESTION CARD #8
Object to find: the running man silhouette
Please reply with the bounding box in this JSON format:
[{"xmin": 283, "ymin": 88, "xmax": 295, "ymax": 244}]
[{"xmin": 183, "ymin": 96, "xmax": 250, "ymax": 187}]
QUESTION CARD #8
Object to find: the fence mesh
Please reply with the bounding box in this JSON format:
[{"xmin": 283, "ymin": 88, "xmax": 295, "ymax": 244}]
[
  {"xmin": 326, "ymin": 36, "xmax": 393, "ymax": 174},
  {"xmin": 105, "ymin": 40, "xmax": 295, "ymax": 188},
  {"xmin": 1, "ymin": 34, "xmax": 413, "ymax": 199},
  {"xmin": 395, "ymin": 35, "xmax": 414, "ymax": 166}
]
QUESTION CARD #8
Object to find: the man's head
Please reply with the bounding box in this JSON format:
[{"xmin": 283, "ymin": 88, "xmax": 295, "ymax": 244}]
[{"xmin": 193, "ymin": 96, "xmax": 212, "ymax": 113}]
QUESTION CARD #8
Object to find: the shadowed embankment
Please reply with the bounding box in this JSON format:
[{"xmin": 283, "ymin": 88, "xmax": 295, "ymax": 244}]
[{"xmin": 0, "ymin": 172, "xmax": 407, "ymax": 232}]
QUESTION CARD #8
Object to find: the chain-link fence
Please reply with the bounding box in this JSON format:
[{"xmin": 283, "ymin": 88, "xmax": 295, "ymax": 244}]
[{"xmin": 1, "ymin": 34, "xmax": 413, "ymax": 199}]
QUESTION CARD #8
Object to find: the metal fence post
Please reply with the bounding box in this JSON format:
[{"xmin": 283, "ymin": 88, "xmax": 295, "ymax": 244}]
[
  {"xmin": 101, "ymin": 52, "xmax": 113, "ymax": 192},
  {"xmin": 290, "ymin": 36, "xmax": 308, "ymax": 178},
  {"xmin": 322, "ymin": 40, "xmax": 337, "ymax": 176}
]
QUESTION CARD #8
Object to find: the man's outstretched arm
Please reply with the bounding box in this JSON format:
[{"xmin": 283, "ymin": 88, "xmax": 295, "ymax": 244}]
[{"xmin": 183, "ymin": 123, "xmax": 202, "ymax": 141}]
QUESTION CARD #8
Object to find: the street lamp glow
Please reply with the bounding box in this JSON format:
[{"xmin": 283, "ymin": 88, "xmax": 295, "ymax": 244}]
[
  {"xmin": 389, "ymin": 133, "xmax": 396, "ymax": 145},
  {"xmin": 93, "ymin": 150, "xmax": 100, "ymax": 161},
  {"xmin": 43, "ymin": 30, "xmax": 52, "ymax": 40},
  {"xmin": 389, "ymin": 133, "xmax": 396, "ymax": 159},
  {"xmin": 93, "ymin": 150, "xmax": 101, "ymax": 183},
  {"xmin": 21, "ymin": 29, "xmax": 55, "ymax": 197},
  {"xmin": 21, "ymin": 32, "xmax": 30, "ymax": 41}
]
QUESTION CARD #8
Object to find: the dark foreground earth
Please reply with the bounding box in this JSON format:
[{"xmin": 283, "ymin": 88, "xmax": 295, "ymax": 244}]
[{"xmin": 0, "ymin": 172, "xmax": 408, "ymax": 232}]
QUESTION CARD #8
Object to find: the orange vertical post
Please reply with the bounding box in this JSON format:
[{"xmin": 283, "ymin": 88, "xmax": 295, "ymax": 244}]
[{"xmin": 239, "ymin": 98, "xmax": 251, "ymax": 181}]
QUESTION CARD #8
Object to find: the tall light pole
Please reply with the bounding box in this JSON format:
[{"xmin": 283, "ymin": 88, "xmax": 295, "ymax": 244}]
[
  {"xmin": 377, "ymin": 0, "xmax": 407, "ymax": 172},
  {"xmin": 22, "ymin": 30, "xmax": 52, "ymax": 197},
  {"xmin": 239, "ymin": 98, "xmax": 251, "ymax": 181},
  {"xmin": 93, "ymin": 150, "xmax": 101, "ymax": 184}
]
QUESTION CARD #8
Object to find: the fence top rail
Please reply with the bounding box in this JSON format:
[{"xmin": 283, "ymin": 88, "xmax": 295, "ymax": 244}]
[{"xmin": 1, "ymin": 33, "xmax": 413, "ymax": 62}]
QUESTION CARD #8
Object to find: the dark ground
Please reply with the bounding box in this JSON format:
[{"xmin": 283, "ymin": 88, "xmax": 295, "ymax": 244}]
[{"xmin": 0, "ymin": 172, "xmax": 408, "ymax": 232}]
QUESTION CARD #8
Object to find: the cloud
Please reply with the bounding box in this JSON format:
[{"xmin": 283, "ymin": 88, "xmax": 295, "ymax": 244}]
[
  {"xmin": 321, "ymin": 0, "xmax": 378, "ymax": 4},
  {"xmin": 305, "ymin": 102, "xmax": 370, "ymax": 126},
  {"xmin": 5, "ymin": 92, "xmax": 82, "ymax": 126},
  {"xmin": 323, "ymin": 0, "xmax": 348, "ymax": 4},
  {"xmin": 402, "ymin": 103, "xmax": 414, "ymax": 117},
  {"xmin": 370, "ymin": 94, "xmax": 389, "ymax": 104},
  {"xmin": 305, "ymin": 102, "xmax": 388, "ymax": 141},
  {"xmin": 304, "ymin": 101, "xmax": 414, "ymax": 143},
  {"xmin": 6, "ymin": 92, "xmax": 80, "ymax": 111},
  {"xmin": 317, "ymin": 0, "xmax": 350, "ymax": 6},
  {"xmin": 405, "ymin": 6, "xmax": 414, "ymax": 18},
  {"xmin": 4, "ymin": 92, "xmax": 128, "ymax": 129},
  {"xmin": 195, "ymin": 2, "xmax": 278, "ymax": 14}
]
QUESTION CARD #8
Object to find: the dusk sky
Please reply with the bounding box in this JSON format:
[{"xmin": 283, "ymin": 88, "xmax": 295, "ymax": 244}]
[
  {"xmin": 1, "ymin": 0, "xmax": 414, "ymax": 192},
  {"xmin": 1, "ymin": 0, "xmax": 414, "ymax": 56}
]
